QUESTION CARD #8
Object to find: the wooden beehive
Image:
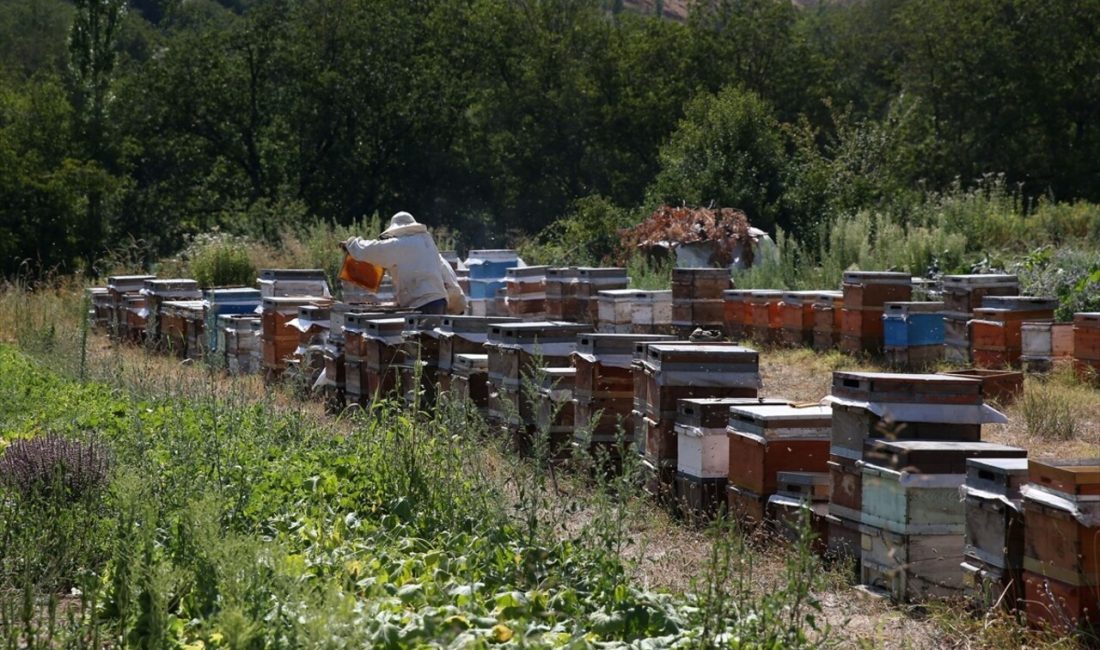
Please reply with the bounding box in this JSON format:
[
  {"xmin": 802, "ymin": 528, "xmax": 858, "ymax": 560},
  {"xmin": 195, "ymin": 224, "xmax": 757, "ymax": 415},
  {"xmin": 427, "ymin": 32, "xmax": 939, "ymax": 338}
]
[
  {"xmin": 722, "ymin": 290, "xmax": 754, "ymax": 340},
  {"xmin": 675, "ymin": 471, "xmax": 728, "ymax": 521},
  {"xmin": 812, "ymin": 291, "xmax": 844, "ymax": 352},
  {"xmin": 1074, "ymin": 312, "xmax": 1100, "ymax": 382},
  {"xmin": 726, "ymin": 483, "xmax": 768, "ymax": 526},
  {"xmin": 107, "ymin": 274, "xmax": 156, "ymax": 340},
  {"xmin": 962, "ymin": 458, "xmax": 1029, "ymax": 611},
  {"xmin": 595, "ymin": 289, "xmax": 639, "ymax": 333},
  {"xmin": 941, "ymin": 274, "xmax": 1020, "ymax": 314},
  {"xmin": 882, "ymin": 301, "xmax": 945, "ymax": 368},
  {"xmin": 860, "ymin": 524, "xmax": 966, "ymax": 602},
  {"xmin": 1028, "ymin": 458, "xmax": 1100, "ymax": 497},
  {"xmin": 544, "ymin": 267, "xmax": 583, "ymax": 321},
  {"xmin": 577, "ymin": 267, "xmax": 629, "ymax": 323},
  {"xmin": 1022, "ymin": 571, "xmax": 1100, "ymax": 634},
  {"xmin": 768, "ymin": 471, "xmax": 831, "ymax": 553},
  {"xmin": 779, "ymin": 291, "xmax": 819, "ymax": 347},
  {"xmin": 842, "ymin": 271, "xmax": 912, "ymax": 310},
  {"xmin": 451, "ymin": 353, "xmax": 490, "ymax": 408},
  {"xmin": 629, "ymin": 290, "xmax": 673, "ymax": 334},
  {"xmin": 864, "ymin": 440, "xmax": 1026, "ymax": 475},
  {"xmin": 938, "ymin": 368, "xmax": 1023, "ymax": 405},
  {"xmin": 258, "ymin": 268, "xmax": 329, "ymax": 298},
  {"xmin": 747, "ymin": 290, "xmax": 783, "ymax": 344},
  {"xmin": 726, "ymin": 404, "xmax": 832, "ymax": 496},
  {"xmin": 504, "ymin": 265, "xmax": 548, "ymax": 318}
]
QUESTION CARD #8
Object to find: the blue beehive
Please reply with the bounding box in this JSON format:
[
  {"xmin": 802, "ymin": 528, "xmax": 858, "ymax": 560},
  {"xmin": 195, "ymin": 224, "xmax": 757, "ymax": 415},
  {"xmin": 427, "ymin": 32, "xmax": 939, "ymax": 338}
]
[
  {"xmin": 204, "ymin": 287, "xmax": 263, "ymax": 352},
  {"xmin": 465, "ymin": 250, "xmax": 520, "ymax": 281},
  {"xmin": 883, "ymin": 302, "xmax": 946, "ymax": 348}
]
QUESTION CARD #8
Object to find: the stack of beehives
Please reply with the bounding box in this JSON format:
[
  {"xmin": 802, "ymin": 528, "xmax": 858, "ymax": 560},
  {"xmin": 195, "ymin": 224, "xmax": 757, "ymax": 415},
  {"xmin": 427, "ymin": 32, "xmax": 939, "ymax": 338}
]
[
  {"xmin": 544, "ymin": 267, "xmax": 583, "ymax": 321},
  {"xmin": 532, "ymin": 367, "xmax": 577, "ymax": 456},
  {"xmin": 1020, "ymin": 458, "xmax": 1100, "ymax": 633},
  {"xmin": 398, "ymin": 314, "xmax": 445, "ymax": 406},
  {"xmin": 203, "ymin": 288, "xmax": 261, "ymax": 360},
  {"xmin": 451, "ymin": 352, "xmax": 490, "ymax": 411},
  {"xmin": 107, "ymin": 274, "xmax": 155, "ymax": 342},
  {"xmin": 465, "ymin": 250, "xmax": 519, "ymax": 317},
  {"xmin": 824, "ymin": 372, "xmax": 997, "ymax": 567},
  {"xmin": 504, "ymin": 266, "xmax": 548, "ymax": 318},
  {"xmin": 219, "ymin": 314, "xmax": 261, "ymax": 375},
  {"xmin": 778, "ymin": 291, "xmax": 819, "ymax": 348},
  {"xmin": 1020, "ymin": 321, "xmax": 1075, "ymax": 373},
  {"xmin": 142, "ymin": 279, "xmax": 202, "ymax": 353},
  {"xmin": 635, "ymin": 343, "xmax": 760, "ymax": 499},
  {"xmin": 576, "ymin": 268, "xmax": 629, "ymax": 325},
  {"xmin": 811, "ymin": 291, "xmax": 844, "ymax": 352},
  {"xmin": 858, "ymin": 439, "xmax": 1027, "ymax": 602},
  {"xmin": 822, "ymin": 371, "xmax": 1020, "ymax": 601},
  {"xmin": 940, "ymin": 274, "xmax": 1019, "ymax": 363},
  {"xmin": 671, "ymin": 397, "xmax": 791, "ymax": 519},
  {"xmin": 747, "ymin": 290, "xmax": 783, "ymax": 345},
  {"xmin": 882, "ymin": 301, "xmax": 945, "ymax": 368},
  {"xmin": 257, "ymin": 270, "xmax": 330, "ymax": 378},
  {"xmin": 435, "ymin": 315, "xmax": 518, "ymax": 394},
  {"xmin": 839, "ymin": 271, "xmax": 911, "ymax": 354},
  {"xmin": 969, "ymin": 296, "xmax": 1058, "ymax": 367},
  {"xmin": 1073, "ymin": 313, "xmax": 1100, "ymax": 382},
  {"xmin": 483, "ymin": 321, "xmax": 590, "ymax": 445},
  {"xmin": 671, "ymin": 268, "xmax": 730, "ymax": 336},
  {"xmin": 571, "ymin": 333, "xmax": 673, "ymax": 457},
  {"xmin": 961, "ymin": 457, "xmax": 1029, "ymax": 612},
  {"xmin": 86, "ymin": 288, "xmax": 111, "ymax": 333}
]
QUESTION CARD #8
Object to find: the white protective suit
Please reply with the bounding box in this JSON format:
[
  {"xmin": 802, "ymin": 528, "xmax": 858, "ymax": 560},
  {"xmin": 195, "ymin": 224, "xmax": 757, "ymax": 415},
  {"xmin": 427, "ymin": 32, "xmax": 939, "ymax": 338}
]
[{"xmin": 345, "ymin": 212, "xmax": 466, "ymax": 312}]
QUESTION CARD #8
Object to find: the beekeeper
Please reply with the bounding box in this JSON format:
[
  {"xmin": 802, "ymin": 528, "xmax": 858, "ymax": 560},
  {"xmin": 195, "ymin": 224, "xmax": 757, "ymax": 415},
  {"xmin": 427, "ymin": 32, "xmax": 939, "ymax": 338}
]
[{"xmin": 342, "ymin": 212, "xmax": 466, "ymax": 314}]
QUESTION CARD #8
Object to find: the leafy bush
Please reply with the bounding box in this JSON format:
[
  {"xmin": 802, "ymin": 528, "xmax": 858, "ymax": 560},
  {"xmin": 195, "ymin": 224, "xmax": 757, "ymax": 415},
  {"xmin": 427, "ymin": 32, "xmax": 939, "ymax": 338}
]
[
  {"xmin": 1015, "ymin": 247, "xmax": 1100, "ymax": 321},
  {"xmin": 0, "ymin": 434, "xmax": 111, "ymax": 503},
  {"xmin": 186, "ymin": 232, "xmax": 256, "ymax": 288},
  {"xmin": 520, "ymin": 195, "xmax": 637, "ymax": 266}
]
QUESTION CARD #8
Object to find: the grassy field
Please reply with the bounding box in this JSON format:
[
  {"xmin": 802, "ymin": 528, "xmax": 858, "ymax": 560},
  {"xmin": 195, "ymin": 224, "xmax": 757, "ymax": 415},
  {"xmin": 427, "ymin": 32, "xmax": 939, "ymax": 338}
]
[{"xmin": 0, "ymin": 284, "xmax": 1095, "ymax": 648}]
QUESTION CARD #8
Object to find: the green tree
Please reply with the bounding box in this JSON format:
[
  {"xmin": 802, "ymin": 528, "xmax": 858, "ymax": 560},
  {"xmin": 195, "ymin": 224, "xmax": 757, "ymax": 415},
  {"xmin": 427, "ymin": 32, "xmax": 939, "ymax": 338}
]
[
  {"xmin": 647, "ymin": 85, "xmax": 786, "ymax": 232},
  {"xmin": 69, "ymin": 0, "xmax": 127, "ymax": 272}
]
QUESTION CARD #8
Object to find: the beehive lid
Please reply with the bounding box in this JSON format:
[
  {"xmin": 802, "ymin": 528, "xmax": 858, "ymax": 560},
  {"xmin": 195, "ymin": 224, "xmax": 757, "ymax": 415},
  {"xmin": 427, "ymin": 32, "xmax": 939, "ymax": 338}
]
[
  {"xmin": 842, "ymin": 271, "xmax": 911, "ymax": 284},
  {"xmin": 578, "ymin": 267, "xmax": 628, "ymax": 280},
  {"xmin": 144, "ymin": 278, "xmax": 201, "ymax": 294},
  {"xmin": 343, "ymin": 310, "xmax": 406, "ymax": 330},
  {"xmin": 965, "ymin": 457, "xmax": 1029, "ymax": 499},
  {"xmin": 782, "ymin": 291, "xmax": 820, "ymax": 303},
  {"xmin": 576, "ymin": 333, "xmax": 675, "ymax": 359},
  {"xmin": 883, "ymin": 301, "xmax": 945, "ymax": 315},
  {"xmin": 403, "ymin": 314, "xmax": 444, "ymax": 333},
  {"xmin": 864, "ymin": 440, "xmax": 1026, "ymax": 475},
  {"xmin": 646, "ymin": 343, "xmax": 758, "ymax": 368},
  {"xmin": 162, "ymin": 299, "xmax": 205, "ymax": 316},
  {"xmin": 1027, "ymin": 458, "xmax": 1100, "ymax": 497},
  {"xmin": 723, "ymin": 290, "xmax": 755, "ymax": 300},
  {"xmin": 596, "ymin": 289, "xmax": 639, "ymax": 300},
  {"xmin": 205, "ymin": 287, "xmax": 262, "ymax": 301},
  {"xmin": 747, "ymin": 289, "xmax": 783, "ymax": 299},
  {"xmin": 678, "ymin": 397, "xmax": 790, "ymax": 429},
  {"xmin": 1073, "ymin": 312, "xmax": 1100, "ymax": 325},
  {"xmin": 673, "ymin": 267, "xmax": 730, "ymax": 277},
  {"xmin": 831, "ymin": 371, "xmax": 983, "ymax": 405},
  {"xmin": 258, "ymin": 269, "xmax": 327, "ymax": 281},
  {"xmin": 545, "ymin": 267, "xmax": 580, "ymax": 280},
  {"xmin": 942, "ymin": 274, "xmax": 1019, "ymax": 288},
  {"xmin": 490, "ymin": 321, "xmax": 592, "ymax": 345},
  {"xmin": 107, "ymin": 275, "xmax": 156, "ymax": 291},
  {"xmin": 505, "ymin": 265, "xmax": 549, "ymax": 280},
  {"xmin": 263, "ymin": 295, "xmax": 329, "ymax": 310},
  {"xmin": 727, "ymin": 403, "xmax": 832, "ymax": 429},
  {"xmin": 979, "ymin": 295, "xmax": 1058, "ymax": 311}
]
